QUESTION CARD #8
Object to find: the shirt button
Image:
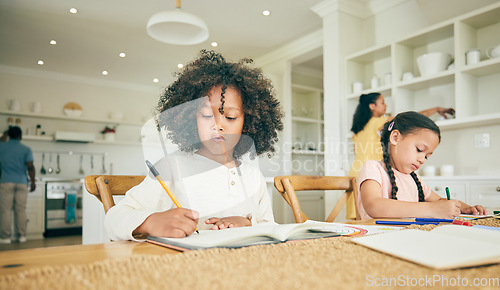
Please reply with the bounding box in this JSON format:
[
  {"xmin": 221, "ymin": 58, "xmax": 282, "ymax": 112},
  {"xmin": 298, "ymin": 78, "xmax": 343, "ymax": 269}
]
[
  {"xmin": 231, "ymin": 170, "xmax": 236, "ymax": 175},
  {"xmin": 231, "ymin": 181, "xmax": 235, "ymax": 186}
]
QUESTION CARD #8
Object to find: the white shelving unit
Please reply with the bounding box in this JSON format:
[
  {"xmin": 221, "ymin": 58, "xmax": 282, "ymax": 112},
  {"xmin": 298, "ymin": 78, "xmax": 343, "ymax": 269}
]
[
  {"xmin": 344, "ymin": 3, "xmax": 500, "ymax": 136},
  {"xmin": 291, "ymin": 84, "xmax": 324, "ymax": 176}
]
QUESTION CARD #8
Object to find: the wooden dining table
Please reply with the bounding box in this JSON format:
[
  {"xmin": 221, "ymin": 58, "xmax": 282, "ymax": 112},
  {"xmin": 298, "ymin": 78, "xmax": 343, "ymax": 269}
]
[
  {"xmin": 1, "ymin": 217, "xmax": 496, "ymax": 276},
  {"xmin": 0, "ymin": 240, "xmax": 179, "ymax": 275},
  {"xmin": 0, "ymin": 218, "xmax": 397, "ymax": 275}
]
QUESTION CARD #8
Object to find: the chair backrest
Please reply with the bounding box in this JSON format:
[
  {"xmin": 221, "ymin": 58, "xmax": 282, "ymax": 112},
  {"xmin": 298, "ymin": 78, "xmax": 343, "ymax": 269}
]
[
  {"xmin": 84, "ymin": 175, "xmax": 145, "ymax": 213},
  {"xmin": 274, "ymin": 175, "xmax": 360, "ymax": 223}
]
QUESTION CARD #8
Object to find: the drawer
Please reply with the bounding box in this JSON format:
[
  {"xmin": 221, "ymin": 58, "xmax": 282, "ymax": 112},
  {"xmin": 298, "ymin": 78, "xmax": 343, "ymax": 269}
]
[
  {"xmin": 426, "ymin": 182, "xmax": 467, "ymax": 203},
  {"xmin": 469, "ymin": 183, "xmax": 500, "ymax": 207}
]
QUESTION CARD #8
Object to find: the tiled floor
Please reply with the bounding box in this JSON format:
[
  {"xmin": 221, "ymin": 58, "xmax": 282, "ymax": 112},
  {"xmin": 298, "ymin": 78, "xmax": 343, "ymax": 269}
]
[{"xmin": 0, "ymin": 235, "xmax": 82, "ymax": 251}]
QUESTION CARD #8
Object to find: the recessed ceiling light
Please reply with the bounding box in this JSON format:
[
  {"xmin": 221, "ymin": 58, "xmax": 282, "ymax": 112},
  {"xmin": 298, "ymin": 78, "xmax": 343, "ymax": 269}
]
[
  {"xmin": 153, "ymin": 78, "xmax": 159, "ymax": 83},
  {"xmin": 177, "ymin": 64, "xmax": 184, "ymax": 69},
  {"xmin": 263, "ymin": 10, "xmax": 271, "ymax": 16},
  {"xmin": 211, "ymin": 42, "xmax": 218, "ymax": 47},
  {"xmin": 119, "ymin": 52, "xmax": 126, "ymax": 58},
  {"xmin": 102, "ymin": 70, "xmax": 108, "ymax": 76},
  {"xmin": 50, "ymin": 40, "xmax": 57, "ymax": 45},
  {"xmin": 69, "ymin": 8, "xmax": 78, "ymax": 14},
  {"xmin": 37, "ymin": 60, "xmax": 44, "ymax": 65}
]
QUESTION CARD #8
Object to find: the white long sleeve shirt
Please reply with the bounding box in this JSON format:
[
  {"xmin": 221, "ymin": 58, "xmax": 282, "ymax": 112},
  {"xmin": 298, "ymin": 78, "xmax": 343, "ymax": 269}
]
[{"xmin": 104, "ymin": 153, "xmax": 274, "ymax": 241}]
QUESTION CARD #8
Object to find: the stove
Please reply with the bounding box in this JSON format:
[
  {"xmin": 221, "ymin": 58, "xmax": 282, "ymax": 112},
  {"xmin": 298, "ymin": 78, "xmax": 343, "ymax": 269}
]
[{"xmin": 44, "ymin": 179, "xmax": 83, "ymax": 235}]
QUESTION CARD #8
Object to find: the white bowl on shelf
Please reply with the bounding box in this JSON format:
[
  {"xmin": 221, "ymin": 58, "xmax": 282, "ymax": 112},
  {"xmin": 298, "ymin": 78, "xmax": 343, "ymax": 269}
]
[
  {"xmin": 63, "ymin": 109, "xmax": 82, "ymax": 117},
  {"xmin": 416, "ymin": 52, "xmax": 452, "ymax": 77},
  {"xmin": 486, "ymin": 44, "xmax": 500, "ymax": 59}
]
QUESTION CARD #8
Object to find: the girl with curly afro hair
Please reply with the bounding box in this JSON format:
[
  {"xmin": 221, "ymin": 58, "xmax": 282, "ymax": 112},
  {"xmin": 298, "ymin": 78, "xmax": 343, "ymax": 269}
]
[
  {"xmin": 157, "ymin": 49, "xmax": 283, "ymax": 160},
  {"xmin": 105, "ymin": 50, "xmax": 284, "ymax": 241}
]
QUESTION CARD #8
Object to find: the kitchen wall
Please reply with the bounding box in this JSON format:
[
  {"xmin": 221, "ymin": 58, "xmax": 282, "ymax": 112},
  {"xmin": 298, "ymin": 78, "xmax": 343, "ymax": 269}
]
[
  {"xmin": 0, "ymin": 66, "xmax": 160, "ymax": 120},
  {"xmin": 425, "ymin": 124, "xmax": 500, "ymax": 176},
  {"xmin": 1, "ymin": 66, "xmax": 161, "ymax": 177}
]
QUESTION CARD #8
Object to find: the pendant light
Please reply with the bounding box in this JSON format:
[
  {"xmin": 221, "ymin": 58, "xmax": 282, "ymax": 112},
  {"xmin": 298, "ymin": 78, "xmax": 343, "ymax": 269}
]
[{"xmin": 146, "ymin": 0, "xmax": 209, "ymax": 45}]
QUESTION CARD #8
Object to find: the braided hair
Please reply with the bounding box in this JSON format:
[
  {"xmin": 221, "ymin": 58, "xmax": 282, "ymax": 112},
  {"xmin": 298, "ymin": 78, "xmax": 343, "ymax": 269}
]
[
  {"xmin": 380, "ymin": 111, "xmax": 441, "ymax": 201},
  {"xmin": 351, "ymin": 93, "xmax": 381, "ymax": 134}
]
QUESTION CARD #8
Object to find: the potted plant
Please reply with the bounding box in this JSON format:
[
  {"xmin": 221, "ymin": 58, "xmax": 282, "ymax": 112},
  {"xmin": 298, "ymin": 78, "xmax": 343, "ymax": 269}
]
[{"xmin": 101, "ymin": 125, "xmax": 117, "ymax": 141}]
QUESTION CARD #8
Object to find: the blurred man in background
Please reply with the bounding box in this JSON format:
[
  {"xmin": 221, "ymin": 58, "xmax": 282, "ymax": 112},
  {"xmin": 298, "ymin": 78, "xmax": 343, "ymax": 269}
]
[{"xmin": 0, "ymin": 126, "xmax": 36, "ymax": 244}]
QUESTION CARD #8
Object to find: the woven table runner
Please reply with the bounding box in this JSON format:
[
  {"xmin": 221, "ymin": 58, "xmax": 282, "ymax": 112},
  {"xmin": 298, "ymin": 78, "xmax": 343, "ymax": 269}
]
[{"xmin": 1, "ymin": 218, "xmax": 499, "ymax": 289}]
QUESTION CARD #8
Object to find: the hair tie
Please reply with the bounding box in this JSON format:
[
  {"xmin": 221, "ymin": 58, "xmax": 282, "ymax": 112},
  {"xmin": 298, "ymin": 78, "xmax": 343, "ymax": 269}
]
[{"xmin": 388, "ymin": 121, "xmax": 394, "ymax": 131}]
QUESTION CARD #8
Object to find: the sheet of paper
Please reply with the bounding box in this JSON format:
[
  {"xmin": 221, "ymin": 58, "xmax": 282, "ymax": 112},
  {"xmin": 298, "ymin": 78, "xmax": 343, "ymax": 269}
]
[
  {"xmin": 458, "ymin": 214, "xmax": 494, "ymax": 220},
  {"xmin": 353, "ymin": 225, "xmax": 500, "ymax": 269}
]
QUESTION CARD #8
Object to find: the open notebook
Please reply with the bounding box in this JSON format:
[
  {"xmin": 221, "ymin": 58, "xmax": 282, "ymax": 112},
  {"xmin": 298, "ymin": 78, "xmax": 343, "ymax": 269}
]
[
  {"xmin": 352, "ymin": 225, "xmax": 500, "ymax": 269},
  {"xmin": 147, "ymin": 221, "xmax": 366, "ymax": 251}
]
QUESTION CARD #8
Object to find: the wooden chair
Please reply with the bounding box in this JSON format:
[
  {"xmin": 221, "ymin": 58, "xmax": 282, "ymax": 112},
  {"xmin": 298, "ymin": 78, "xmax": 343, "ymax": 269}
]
[
  {"xmin": 274, "ymin": 175, "xmax": 360, "ymax": 223},
  {"xmin": 84, "ymin": 175, "xmax": 146, "ymax": 213}
]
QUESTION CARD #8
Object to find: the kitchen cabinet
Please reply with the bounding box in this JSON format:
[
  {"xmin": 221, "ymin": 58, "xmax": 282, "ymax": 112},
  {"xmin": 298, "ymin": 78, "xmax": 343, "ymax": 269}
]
[
  {"xmin": 344, "ymin": 2, "xmax": 500, "ymax": 137},
  {"xmin": 25, "ymin": 181, "xmax": 45, "ymax": 240},
  {"xmin": 422, "ymin": 176, "xmax": 500, "ymax": 210},
  {"xmin": 0, "ymin": 110, "xmax": 143, "ymax": 146},
  {"xmin": 424, "ymin": 181, "xmax": 467, "ymax": 203},
  {"xmin": 469, "ymin": 181, "xmax": 500, "ymax": 208}
]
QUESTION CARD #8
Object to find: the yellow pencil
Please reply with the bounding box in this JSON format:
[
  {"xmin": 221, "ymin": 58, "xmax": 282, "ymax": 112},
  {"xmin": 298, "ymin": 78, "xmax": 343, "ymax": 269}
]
[{"xmin": 145, "ymin": 160, "xmax": 199, "ymax": 234}]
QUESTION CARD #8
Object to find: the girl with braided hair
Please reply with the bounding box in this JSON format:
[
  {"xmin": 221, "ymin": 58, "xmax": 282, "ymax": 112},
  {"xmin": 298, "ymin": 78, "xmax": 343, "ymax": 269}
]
[
  {"xmin": 356, "ymin": 111, "xmax": 485, "ymax": 219},
  {"xmin": 346, "ymin": 93, "xmax": 455, "ymax": 219}
]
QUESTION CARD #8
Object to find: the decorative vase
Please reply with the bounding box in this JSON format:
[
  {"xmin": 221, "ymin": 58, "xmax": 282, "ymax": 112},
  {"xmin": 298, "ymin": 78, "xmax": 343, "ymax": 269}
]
[{"xmin": 104, "ymin": 133, "xmax": 116, "ymax": 142}]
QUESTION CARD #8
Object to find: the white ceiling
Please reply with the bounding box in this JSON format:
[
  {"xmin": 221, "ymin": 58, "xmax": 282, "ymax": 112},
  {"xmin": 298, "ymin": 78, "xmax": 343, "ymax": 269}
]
[
  {"xmin": 0, "ymin": 0, "xmax": 326, "ymax": 89},
  {"xmin": 2, "ymin": 0, "xmax": 498, "ymax": 91}
]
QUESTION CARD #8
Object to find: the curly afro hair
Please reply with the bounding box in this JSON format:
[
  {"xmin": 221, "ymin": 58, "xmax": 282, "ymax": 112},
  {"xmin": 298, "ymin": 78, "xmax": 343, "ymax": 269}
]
[{"xmin": 157, "ymin": 49, "xmax": 284, "ymax": 159}]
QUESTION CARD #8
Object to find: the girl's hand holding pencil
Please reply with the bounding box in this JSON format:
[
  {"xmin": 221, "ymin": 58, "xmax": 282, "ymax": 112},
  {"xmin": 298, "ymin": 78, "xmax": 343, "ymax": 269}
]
[
  {"xmin": 429, "ymin": 199, "xmax": 462, "ymax": 219},
  {"xmin": 133, "ymin": 209, "xmax": 199, "ymax": 238},
  {"xmin": 445, "ymin": 186, "xmax": 486, "ymax": 216},
  {"xmin": 131, "ymin": 160, "xmax": 200, "ymax": 238}
]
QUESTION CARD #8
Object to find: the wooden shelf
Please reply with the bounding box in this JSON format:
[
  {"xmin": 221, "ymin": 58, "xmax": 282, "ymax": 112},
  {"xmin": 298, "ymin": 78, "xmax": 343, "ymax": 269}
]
[
  {"xmin": 93, "ymin": 140, "xmax": 142, "ymax": 146},
  {"xmin": 459, "ymin": 57, "xmax": 500, "ymax": 76},
  {"xmin": 292, "ymin": 116, "xmax": 324, "ymax": 124},
  {"xmin": 346, "ymin": 44, "xmax": 391, "ymax": 63},
  {"xmin": 23, "ymin": 135, "xmax": 53, "ymax": 141},
  {"xmin": 0, "ymin": 110, "xmax": 144, "ymax": 126},
  {"xmin": 436, "ymin": 112, "xmax": 500, "ymax": 130},
  {"xmin": 347, "ymin": 85, "xmax": 392, "ymax": 99},
  {"xmin": 23, "ymin": 135, "xmax": 141, "ymax": 146},
  {"xmin": 396, "ymin": 23, "xmax": 454, "ymax": 48},
  {"xmin": 395, "ymin": 70, "xmax": 454, "ymax": 91},
  {"xmin": 291, "ymin": 83, "xmax": 323, "ymax": 93}
]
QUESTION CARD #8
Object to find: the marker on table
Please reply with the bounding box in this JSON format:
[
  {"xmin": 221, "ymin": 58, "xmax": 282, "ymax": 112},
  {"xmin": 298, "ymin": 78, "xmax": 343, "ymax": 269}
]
[
  {"xmin": 415, "ymin": 218, "xmax": 471, "ymax": 226},
  {"xmin": 145, "ymin": 160, "xmax": 199, "ymax": 234},
  {"xmin": 375, "ymin": 221, "xmax": 439, "ymax": 226},
  {"xmin": 445, "ymin": 187, "xmax": 451, "ymax": 200}
]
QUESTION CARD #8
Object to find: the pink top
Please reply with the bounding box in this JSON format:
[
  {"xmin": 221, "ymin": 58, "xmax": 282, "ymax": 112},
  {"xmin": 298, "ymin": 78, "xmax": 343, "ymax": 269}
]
[{"xmin": 357, "ymin": 160, "xmax": 432, "ymax": 220}]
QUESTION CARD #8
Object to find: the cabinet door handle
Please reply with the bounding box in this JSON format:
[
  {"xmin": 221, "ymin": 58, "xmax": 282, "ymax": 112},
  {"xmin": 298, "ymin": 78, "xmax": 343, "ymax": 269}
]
[{"xmin": 496, "ymin": 187, "xmax": 500, "ymax": 192}]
